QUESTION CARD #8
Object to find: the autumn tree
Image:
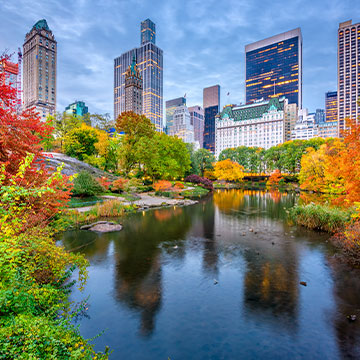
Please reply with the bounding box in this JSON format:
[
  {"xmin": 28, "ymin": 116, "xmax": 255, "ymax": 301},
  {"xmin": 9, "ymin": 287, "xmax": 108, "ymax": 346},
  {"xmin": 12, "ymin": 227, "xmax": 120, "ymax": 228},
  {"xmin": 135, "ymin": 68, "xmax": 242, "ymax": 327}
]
[
  {"xmin": 193, "ymin": 148, "xmax": 215, "ymax": 176},
  {"xmin": 214, "ymin": 159, "xmax": 245, "ymax": 181}
]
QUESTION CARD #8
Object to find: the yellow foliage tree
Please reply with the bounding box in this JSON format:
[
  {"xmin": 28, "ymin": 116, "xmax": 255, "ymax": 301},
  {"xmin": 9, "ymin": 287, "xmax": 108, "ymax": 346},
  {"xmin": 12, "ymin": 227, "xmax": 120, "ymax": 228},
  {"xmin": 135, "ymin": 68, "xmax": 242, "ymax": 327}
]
[{"xmin": 213, "ymin": 159, "xmax": 245, "ymax": 181}]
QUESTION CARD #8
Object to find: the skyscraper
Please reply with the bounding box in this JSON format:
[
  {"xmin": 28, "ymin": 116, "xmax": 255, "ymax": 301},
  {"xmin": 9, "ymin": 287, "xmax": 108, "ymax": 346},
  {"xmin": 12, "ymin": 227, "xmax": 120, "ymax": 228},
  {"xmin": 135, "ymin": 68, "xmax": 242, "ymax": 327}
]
[
  {"xmin": 314, "ymin": 109, "xmax": 325, "ymax": 124},
  {"xmin": 23, "ymin": 19, "xmax": 56, "ymax": 120},
  {"xmin": 337, "ymin": 20, "xmax": 360, "ymax": 134},
  {"xmin": 169, "ymin": 105, "xmax": 195, "ymax": 144},
  {"xmin": 165, "ymin": 97, "xmax": 186, "ymax": 133},
  {"xmin": 203, "ymin": 85, "xmax": 220, "ymax": 152},
  {"xmin": 65, "ymin": 101, "xmax": 89, "ymax": 117},
  {"xmin": 125, "ymin": 56, "xmax": 142, "ymax": 114},
  {"xmin": 114, "ymin": 19, "xmax": 163, "ymax": 131},
  {"xmin": 325, "ymin": 91, "xmax": 338, "ymax": 123},
  {"xmin": 189, "ymin": 105, "xmax": 204, "ymax": 148},
  {"xmin": 245, "ymin": 28, "xmax": 302, "ymax": 107}
]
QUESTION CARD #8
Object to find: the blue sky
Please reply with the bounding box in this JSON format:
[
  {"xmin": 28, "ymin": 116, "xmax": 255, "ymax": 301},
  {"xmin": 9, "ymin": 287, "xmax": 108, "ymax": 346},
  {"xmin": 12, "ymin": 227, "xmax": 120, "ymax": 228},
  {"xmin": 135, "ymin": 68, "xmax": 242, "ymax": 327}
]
[{"xmin": 1, "ymin": 0, "xmax": 359, "ymax": 118}]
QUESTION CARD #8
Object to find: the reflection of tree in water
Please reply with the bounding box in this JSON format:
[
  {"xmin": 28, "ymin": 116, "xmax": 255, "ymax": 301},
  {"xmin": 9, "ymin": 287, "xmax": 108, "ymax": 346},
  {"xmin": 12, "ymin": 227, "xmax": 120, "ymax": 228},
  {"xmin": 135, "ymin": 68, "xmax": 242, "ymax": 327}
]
[
  {"xmin": 113, "ymin": 207, "xmax": 193, "ymax": 336},
  {"xmin": 329, "ymin": 259, "xmax": 360, "ymax": 358}
]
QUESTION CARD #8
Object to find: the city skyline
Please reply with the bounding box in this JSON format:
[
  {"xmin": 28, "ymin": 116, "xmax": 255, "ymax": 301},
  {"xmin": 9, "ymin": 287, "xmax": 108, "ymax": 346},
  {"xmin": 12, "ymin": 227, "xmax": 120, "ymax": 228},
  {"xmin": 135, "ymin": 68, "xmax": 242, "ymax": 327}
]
[{"xmin": 1, "ymin": 0, "xmax": 360, "ymax": 117}]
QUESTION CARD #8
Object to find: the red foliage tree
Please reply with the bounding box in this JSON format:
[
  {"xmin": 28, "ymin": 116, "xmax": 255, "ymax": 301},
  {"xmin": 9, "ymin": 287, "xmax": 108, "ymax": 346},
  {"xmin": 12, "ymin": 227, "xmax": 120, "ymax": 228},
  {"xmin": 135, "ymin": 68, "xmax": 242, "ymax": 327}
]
[{"xmin": 0, "ymin": 54, "xmax": 71, "ymax": 228}]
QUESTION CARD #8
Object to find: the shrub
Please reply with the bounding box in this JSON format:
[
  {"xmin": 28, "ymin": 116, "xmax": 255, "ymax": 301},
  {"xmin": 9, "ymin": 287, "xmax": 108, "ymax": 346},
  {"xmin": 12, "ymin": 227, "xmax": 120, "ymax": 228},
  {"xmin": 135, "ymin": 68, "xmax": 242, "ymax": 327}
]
[
  {"xmin": 184, "ymin": 174, "xmax": 213, "ymax": 190},
  {"xmin": 123, "ymin": 178, "xmax": 143, "ymax": 193},
  {"xmin": 267, "ymin": 169, "xmax": 284, "ymax": 187},
  {"xmin": 185, "ymin": 174, "xmax": 202, "ymax": 184},
  {"xmin": 154, "ymin": 180, "xmax": 172, "ymax": 192},
  {"xmin": 174, "ymin": 182, "xmax": 185, "ymax": 190},
  {"xmin": 97, "ymin": 176, "xmax": 111, "ymax": 190},
  {"xmin": 289, "ymin": 203, "xmax": 352, "ymax": 233},
  {"xmin": 111, "ymin": 178, "xmax": 129, "ymax": 193},
  {"xmin": 72, "ymin": 171, "xmax": 104, "ymax": 197}
]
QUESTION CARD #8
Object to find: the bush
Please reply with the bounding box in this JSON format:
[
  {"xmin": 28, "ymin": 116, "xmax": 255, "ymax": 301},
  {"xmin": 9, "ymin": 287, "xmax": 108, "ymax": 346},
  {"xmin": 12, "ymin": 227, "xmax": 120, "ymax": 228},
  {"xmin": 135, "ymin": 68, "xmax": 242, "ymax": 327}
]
[
  {"xmin": 289, "ymin": 203, "xmax": 352, "ymax": 233},
  {"xmin": 153, "ymin": 180, "xmax": 172, "ymax": 192},
  {"xmin": 72, "ymin": 171, "xmax": 104, "ymax": 197},
  {"xmin": 97, "ymin": 176, "xmax": 111, "ymax": 190},
  {"xmin": 111, "ymin": 178, "xmax": 129, "ymax": 193},
  {"xmin": 185, "ymin": 174, "xmax": 213, "ymax": 190},
  {"xmin": 174, "ymin": 182, "xmax": 185, "ymax": 190},
  {"xmin": 185, "ymin": 174, "xmax": 202, "ymax": 184},
  {"xmin": 123, "ymin": 178, "xmax": 143, "ymax": 193}
]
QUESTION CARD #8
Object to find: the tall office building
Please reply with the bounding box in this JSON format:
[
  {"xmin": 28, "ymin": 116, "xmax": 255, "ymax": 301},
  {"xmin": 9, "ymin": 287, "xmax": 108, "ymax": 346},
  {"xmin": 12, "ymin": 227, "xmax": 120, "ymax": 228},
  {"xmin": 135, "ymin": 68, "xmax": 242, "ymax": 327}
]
[
  {"xmin": 124, "ymin": 56, "xmax": 143, "ymax": 114},
  {"xmin": 189, "ymin": 105, "xmax": 204, "ymax": 147},
  {"xmin": 245, "ymin": 28, "xmax": 302, "ymax": 107},
  {"xmin": 23, "ymin": 19, "xmax": 56, "ymax": 120},
  {"xmin": 325, "ymin": 91, "xmax": 338, "ymax": 123},
  {"xmin": 337, "ymin": 20, "xmax": 360, "ymax": 134},
  {"xmin": 165, "ymin": 97, "xmax": 186, "ymax": 133},
  {"xmin": 203, "ymin": 85, "xmax": 220, "ymax": 152},
  {"xmin": 114, "ymin": 19, "xmax": 163, "ymax": 131},
  {"xmin": 315, "ymin": 109, "xmax": 325, "ymax": 124}
]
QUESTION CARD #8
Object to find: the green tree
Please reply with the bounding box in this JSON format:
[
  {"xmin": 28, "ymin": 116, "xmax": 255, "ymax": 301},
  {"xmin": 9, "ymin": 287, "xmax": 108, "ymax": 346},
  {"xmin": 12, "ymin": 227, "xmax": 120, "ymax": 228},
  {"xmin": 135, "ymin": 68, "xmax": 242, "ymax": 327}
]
[
  {"xmin": 193, "ymin": 148, "xmax": 215, "ymax": 176},
  {"xmin": 64, "ymin": 124, "xmax": 99, "ymax": 161}
]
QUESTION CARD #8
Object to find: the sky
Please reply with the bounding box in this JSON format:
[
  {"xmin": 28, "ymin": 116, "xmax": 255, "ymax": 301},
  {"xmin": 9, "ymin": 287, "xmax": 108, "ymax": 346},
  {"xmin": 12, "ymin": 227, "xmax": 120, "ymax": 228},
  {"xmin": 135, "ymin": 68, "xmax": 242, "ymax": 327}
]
[{"xmin": 1, "ymin": 0, "xmax": 359, "ymax": 118}]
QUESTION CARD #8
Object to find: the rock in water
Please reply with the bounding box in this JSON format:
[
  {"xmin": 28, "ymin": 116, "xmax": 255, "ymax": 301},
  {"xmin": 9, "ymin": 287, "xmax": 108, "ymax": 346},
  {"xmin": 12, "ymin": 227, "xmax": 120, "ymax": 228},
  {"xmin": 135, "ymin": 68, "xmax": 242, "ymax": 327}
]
[
  {"xmin": 81, "ymin": 221, "xmax": 122, "ymax": 233},
  {"xmin": 300, "ymin": 281, "xmax": 307, "ymax": 286}
]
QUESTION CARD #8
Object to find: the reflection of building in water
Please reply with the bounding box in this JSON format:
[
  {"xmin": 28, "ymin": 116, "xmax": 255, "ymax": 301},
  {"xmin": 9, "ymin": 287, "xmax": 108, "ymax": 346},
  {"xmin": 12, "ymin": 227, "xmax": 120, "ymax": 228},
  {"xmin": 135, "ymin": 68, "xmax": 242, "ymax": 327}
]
[{"xmin": 213, "ymin": 189, "xmax": 299, "ymax": 327}]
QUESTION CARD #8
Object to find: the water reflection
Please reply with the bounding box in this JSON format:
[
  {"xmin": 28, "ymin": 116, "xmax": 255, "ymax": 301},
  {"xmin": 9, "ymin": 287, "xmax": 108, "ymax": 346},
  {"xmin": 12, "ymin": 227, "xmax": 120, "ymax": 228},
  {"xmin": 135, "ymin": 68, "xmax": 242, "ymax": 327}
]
[{"xmin": 61, "ymin": 190, "xmax": 360, "ymax": 359}]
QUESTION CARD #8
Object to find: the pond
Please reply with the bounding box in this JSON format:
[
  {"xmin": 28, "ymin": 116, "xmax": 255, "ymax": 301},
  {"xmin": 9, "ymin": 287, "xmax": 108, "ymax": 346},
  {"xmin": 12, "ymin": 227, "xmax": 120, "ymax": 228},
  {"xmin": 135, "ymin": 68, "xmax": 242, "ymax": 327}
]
[{"xmin": 60, "ymin": 190, "xmax": 360, "ymax": 359}]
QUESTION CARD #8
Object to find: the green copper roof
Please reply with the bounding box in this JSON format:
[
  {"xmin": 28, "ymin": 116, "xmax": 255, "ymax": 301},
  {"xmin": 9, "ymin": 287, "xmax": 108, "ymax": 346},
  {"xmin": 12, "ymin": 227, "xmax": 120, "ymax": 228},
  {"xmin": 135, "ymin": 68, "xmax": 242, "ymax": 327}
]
[
  {"xmin": 130, "ymin": 56, "xmax": 137, "ymax": 76},
  {"xmin": 219, "ymin": 97, "xmax": 285, "ymax": 122},
  {"xmin": 33, "ymin": 19, "xmax": 50, "ymax": 31}
]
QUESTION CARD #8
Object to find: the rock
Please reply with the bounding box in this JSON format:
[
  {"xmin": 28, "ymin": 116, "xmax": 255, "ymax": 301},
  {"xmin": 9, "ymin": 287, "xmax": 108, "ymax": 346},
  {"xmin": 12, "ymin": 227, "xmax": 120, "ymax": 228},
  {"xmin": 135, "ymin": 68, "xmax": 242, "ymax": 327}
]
[
  {"xmin": 347, "ymin": 315, "xmax": 357, "ymax": 322},
  {"xmin": 214, "ymin": 279, "xmax": 218, "ymax": 285},
  {"xmin": 300, "ymin": 281, "xmax": 307, "ymax": 286},
  {"xmin": 271, "ymin": 241, "xmax": 275, "ymax": 245},
  {"xmin": 81, "ymin": 221, "xmax": 122, "ymax": 233},
  {"xmin": 249, "ymin": 228, "xmax": 254, "ymax": 232}
]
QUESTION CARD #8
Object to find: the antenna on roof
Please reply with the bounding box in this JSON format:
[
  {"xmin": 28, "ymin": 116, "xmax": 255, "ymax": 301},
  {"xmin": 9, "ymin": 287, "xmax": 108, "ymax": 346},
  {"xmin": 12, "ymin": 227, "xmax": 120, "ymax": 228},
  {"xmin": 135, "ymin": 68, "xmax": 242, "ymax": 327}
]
[{"xmin": 273, "ymin": 80, "xmax": 276, "ymax": 97}]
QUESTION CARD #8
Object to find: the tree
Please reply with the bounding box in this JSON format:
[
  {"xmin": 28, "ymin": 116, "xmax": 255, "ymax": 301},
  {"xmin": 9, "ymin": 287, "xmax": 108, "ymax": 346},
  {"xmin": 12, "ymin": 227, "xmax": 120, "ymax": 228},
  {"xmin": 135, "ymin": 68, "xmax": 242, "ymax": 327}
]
[
  {"xmin": 115, "ymin": 111, "xmax": 155, "ymax": 176},
  {"xmin": 214, "ymin": 159, "xmax": 245, "ymax": 181},
  {"xmin": 64, "ymin": 123, "xmax": 99, "ymax": 161},
  {"xmin": 193, "ymin": 148, "xmax": 215, "ymax": 176},
  {"xmin": 91, "ymin": 113, "xmax": 113, "ymax": 131}
]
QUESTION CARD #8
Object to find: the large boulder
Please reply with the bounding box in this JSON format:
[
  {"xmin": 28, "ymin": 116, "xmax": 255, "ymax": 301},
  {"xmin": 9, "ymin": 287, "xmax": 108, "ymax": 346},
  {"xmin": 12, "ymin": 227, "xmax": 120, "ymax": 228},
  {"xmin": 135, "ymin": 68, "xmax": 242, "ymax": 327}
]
[
  {"xmin": 42, "ymin": 152, "xmax": 118, "ymax": 180},
  {"xmin": 80, "ymin": 221, "xmax": 122, "ymax": 233}
]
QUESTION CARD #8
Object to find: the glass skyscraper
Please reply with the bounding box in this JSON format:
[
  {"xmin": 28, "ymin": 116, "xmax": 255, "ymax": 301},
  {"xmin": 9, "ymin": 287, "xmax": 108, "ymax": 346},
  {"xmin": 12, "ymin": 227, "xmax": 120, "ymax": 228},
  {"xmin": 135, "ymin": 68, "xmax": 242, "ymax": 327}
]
[
  {"xmin": 165, "ymin": 97, "xmax": 186, "ymax": 133},
  {"xmin": 325, "ymin": 91, "xmax": 337, "ymax": 123},
  {"xmin": 203, "ymin": 85, "xmax": 220, "ymax": 152},
  {"xmin": 245, "ymin": 28, "xmax": 302, "ymax": 107},
  {"xmin": 114, "ymin": 19, "xmax": 163, "ymax": 131}
]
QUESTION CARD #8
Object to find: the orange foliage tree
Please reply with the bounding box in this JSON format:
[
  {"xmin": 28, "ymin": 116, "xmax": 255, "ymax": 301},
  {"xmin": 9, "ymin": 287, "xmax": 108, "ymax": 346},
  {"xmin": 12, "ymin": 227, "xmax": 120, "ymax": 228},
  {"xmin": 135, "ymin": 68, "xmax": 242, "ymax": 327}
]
[
  {"xmin": 213, "ymin": 159, "xmax": 245, "ymax": 182},
  {"xmin": 266, "ymin": 169, "xmax": 284, "ymax": 186},
  {"xmin": 0, "ymin": 54, "xmax": 71, "ymax": 229},
  {"xmin": 153, "ymin": 180, "xmax": 172, "ymax": 192}
]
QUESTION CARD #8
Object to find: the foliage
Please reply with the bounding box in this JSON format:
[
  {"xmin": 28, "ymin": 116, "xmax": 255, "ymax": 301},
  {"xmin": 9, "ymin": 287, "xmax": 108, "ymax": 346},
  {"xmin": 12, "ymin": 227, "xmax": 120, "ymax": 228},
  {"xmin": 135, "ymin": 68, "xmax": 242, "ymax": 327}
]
[
  {"xmin": 123, "ymin": 178, "xmax": 143, "ymax": 193},
  {"xmin": 111, "ymin": 178, "xmax": 129, "ymax": 193},
  {"xmin": 184, "ymin": 174, "xmax": 213, "ymax": 190},
  {"xmin": 153, "ymin": 180, "xmax": 172, "ymax": 192},
  {"xmin": 91, "ymin": 113, "xmax": 114, "ymax": 131},
  {"xmin": 64, "ymin": 123, "xmax": 99, "ymax": 161},
  {"xmin": 267, "ymin": 169, "xmax": 284, "ymax": 187},
  {"xmin": 137, "ymin": 133, "xmax": 191, "ymax": 180},
  {"xmin": 213, "ymin": 159, "xmax": 245, "ymax": 182},
  {"xmin": 289, "ymin": 203, "xmax": 352, "ymax": 233},
  {"xmin": 174, "ymin": 182, "xmax": 185, "ymax": 189},
  {"xmin": 97, "ymin": 176, "xmax": 111, "ymax": 190},
  {"xmin": 72, "ymin": 171, "xmax": 104, "ymax": 197},
  {"xmin": 192, "ymin": 148, "xmax": 215, "ymax": 176}
]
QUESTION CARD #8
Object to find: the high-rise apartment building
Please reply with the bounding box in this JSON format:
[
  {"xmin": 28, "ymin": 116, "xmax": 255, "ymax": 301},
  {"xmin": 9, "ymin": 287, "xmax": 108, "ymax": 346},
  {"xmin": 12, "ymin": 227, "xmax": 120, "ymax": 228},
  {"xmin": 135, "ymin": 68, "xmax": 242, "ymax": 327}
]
[
  {"xmin": 325, "ymin": 91, "xmax": 338, "ymax": 123},
  {"xmin": 124, "ymin": 56, "xmax": 142, "ymax": 114},
  {"xmin": 23, "ymin": 19, "xmax": 56, "ymax": 120},
  {"xmin": 315, "ymin": 109, "xmax": 325, "ymax": 124},
  {"xmin": 114, "ymin": 19, "xmax": 163, "ymax": 131},
  {"xmin": 189, "ymin": 105, "xmax": 204, "ymax": 148},
  {"xmin": 165, "ymin": 97, "xmax": 186, "ymax": 133},
  {"xmin": 338, "ymin": 20, "xmax": 360, "ymax": 134},
  {"xmin": 65, "ymin": 101, "xmax": 89, "ymax": 117},
  {"xmin": 203, "ymin": 85, "xmax": 220, "ymax": 152},
  {"xmin": 245, "ymin": 28, "xmax": 302, "ymax": 107},
  {"xmin": 284, "ymin": 103, "xmax": 298, "ymax": 142},
  {"xmin": 168, "ymin": 105, "xmax": 195, "ymax": 144}
]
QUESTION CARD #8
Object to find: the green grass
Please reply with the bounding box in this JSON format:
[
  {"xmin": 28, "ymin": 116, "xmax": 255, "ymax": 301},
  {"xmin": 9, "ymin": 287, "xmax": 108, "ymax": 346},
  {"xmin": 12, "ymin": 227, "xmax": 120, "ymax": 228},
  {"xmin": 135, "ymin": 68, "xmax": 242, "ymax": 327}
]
[
  {"xmin": 68, "ymin": 196, "xmax": 103, "ymax": 208},
  {"xmin": 182, "ymin": 186, "xmax": 209, "ymax": 198},
  {"xmin": 289, "ymin": 203, "xmax": 353, "ymax": 233}
]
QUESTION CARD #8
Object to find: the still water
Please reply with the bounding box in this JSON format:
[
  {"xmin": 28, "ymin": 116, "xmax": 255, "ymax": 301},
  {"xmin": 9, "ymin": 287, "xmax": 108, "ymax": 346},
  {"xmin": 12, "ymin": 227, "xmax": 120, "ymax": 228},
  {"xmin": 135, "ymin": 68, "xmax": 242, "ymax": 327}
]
[{"xmin": 61, "ymin": 190, "xmax": 360, "ymax": 359}]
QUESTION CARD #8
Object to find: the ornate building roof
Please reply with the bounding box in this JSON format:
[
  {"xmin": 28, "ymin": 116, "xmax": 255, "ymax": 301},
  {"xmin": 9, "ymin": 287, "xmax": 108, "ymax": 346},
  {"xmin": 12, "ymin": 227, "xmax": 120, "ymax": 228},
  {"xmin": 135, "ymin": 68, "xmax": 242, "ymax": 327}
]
[
  {"xmin": 125, "ymin": 56, "xmax": 141, "ymax": 79},
  {"xmin": 32, "ymin": 19, "xmax": 50, "ymax": 31},
  {"xmin": 218, "ymin": 96, "xmax": 286, "ymax": 122}
]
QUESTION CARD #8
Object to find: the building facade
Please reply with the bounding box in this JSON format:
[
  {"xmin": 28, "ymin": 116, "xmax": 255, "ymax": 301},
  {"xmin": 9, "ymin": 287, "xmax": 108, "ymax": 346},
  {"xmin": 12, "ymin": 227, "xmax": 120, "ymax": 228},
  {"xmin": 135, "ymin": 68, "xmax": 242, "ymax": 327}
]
[
  {"xmin": 315, "ymin": 109, "xmax": 325, "ymax": 124},
  {"xmin": 215, "ymin": 97, "xmax": 291, "ymax": 158},
  {"xmin": 65, "ymin": 101, "xmax": 89, "ymax": 117},
  {"xmin": 245, "ymin": 28, "xmax": 302, "ymax": 107},
  {"xmin": 317, "ymin": 121, "xmax": 338, "ymax": 138},
  {"xmin": 291, "ymin": 109, "xmax": 316, "ymax": 140},
  {"xmin": 168, "ymin": 105, "xmax": 195, "ymax": 144},
  {"xmin": 325, "ymin": 91, "xmax": 338, "ymax": 123},
  {"xmin": 338, "ymin": 20, "xmax": 360, "ymax": 134},
  {"xmin": 203, "ymin": 85, "xmax": 220, "ymax": 152},
  {"xmin": 189, "ymin": 105, "xmax": 204, "ymax": 148},
  {"xmin": 124, "ymin": 56, "xmax": 143, "ymax": 114},
  {"xmin": 23, "ymin": 19, "xmax": 56, "ymax": 120},
  {"xmin": 284, "ymin": 103, "xmax": 298, "ymax": 141},
  {"xmin": 114, "ymin": 19, "xmax": 163, "ymax": 131},
  {"xmin": 165, "ymin": 97, "xmax": 186, "ymax": 133}
]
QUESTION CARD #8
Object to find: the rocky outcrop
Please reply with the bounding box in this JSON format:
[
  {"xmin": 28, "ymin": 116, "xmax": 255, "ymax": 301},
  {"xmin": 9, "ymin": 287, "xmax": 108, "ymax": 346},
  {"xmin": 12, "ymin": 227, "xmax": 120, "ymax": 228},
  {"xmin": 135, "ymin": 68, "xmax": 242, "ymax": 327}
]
[
  {"xmin": 80, "ymin": 221, "xmax": 122, "ymax": 233},
  {"xmin": 42, "ymin": 152, "xmax": 117, "ymax": 180}
]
